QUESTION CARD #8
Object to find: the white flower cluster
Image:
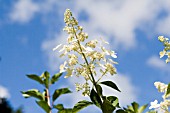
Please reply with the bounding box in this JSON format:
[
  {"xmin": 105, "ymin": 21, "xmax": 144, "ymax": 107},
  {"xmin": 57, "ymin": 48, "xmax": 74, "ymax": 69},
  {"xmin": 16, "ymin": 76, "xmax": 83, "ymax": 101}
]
[
  {"xmin": 149, "ymin": 82, "xmax": 170, "ymax": 113},
  {"xmin": 158, "ymin": 36, "xmax": 170, "ymax": 63},
  {"xmin": 53, "ymin": 9, "xmax": 117, "ymax": 96},
  {"xmin": 149, "ymin": 36, "xmax": 170, "ymax": 113},
  {"xmin": 75, "ymin": 82, "xmax": 90, "ymax": 96},
  {"xmin": 154, "ymin": 82, "xmax": 168, "ymax": 93}
]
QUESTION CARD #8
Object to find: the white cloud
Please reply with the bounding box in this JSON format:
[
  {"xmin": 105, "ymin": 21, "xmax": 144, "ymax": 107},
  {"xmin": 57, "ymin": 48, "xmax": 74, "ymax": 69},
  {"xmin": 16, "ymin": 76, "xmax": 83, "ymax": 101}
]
[
  {"xmin": 72, "ymin": 0, "xmax": 168, "ymax": 49},
  {"xmin": 147, "ymin": 55, "xmax": 170, "ymax": 72},
  {"xmin": 19, "ymin": 37, "xmax": 28, "ymax": 45},
  {"xmin": 8, "ymin": 0, "xmax": 67, "ymax": 24},
  {"xmin": 154, "ymin": 0, "xmax": 170, "ymax": 36},
  {"xmin": 9, "ymin": 0, "xmax": 39, "ymax": 23},
  {"xmin": 74, "ymin": 1, "xmax": 140, "ymax": 49},
  {"xmin": 9, "ymin": 0, "xmax": 170, "ymax": 50},
  {"xmin": 156, "ymin": 15, "xmax": 170, "ymax": 36},
  {"xmin": 0, "ymin": 85, "xmax": 10, "ymax": 98},
  {"xmin": 40, "ymin": 0, "xmax": 169, "ymax": 53},
  {"xmin": 10, "ymin": 0, "xmax": 170, "ymax": 49},
  {"xmin": 42, "ymin": 32, "xmax": 68, "ymax": 71}
]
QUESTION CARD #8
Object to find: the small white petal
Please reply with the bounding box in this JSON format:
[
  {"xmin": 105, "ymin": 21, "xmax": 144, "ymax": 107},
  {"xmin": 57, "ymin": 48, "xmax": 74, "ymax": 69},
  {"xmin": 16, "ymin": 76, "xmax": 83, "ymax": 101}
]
[
  {"xmin": 85, "ymin": 47, "xmax": 93, "ymax": 52},
  {"xmin": 100, "ymin": 37, "xmax": 109, "ymax": 44},
  {"xmin": 53, "ymin": 44, "xmax": 62, "ymax": 51},
  {"xmin": 64, "ymin": 68, "xmax": 73, "ymax": 78},
  {"xmin": 111, "ymin": 52, "xmax": 117, "ymax": 58},
  {"xmin": 149, "ymin": 100, "xmax": 160, "ymax": 109}
]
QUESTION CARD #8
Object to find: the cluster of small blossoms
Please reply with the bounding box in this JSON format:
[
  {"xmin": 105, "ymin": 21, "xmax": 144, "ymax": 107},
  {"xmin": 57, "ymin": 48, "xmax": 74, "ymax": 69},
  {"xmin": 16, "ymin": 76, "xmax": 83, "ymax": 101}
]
[
  {"xmin": 149, "ymin": 82, "xmax": 170, "ymax": 112},
  {"xmin": 53, "ymin": 9, "xmax": 117, "ymax": 96},
  {"xmin": 158, "ymin": 36, "xmax": 170, "ymax": 63},
  {"xmin": 149, "ymin": 36, "xmax": 170, "ymax": 113},
  {"xmin": 75, "ymin": 82, "xmax": 90, "ymax": 96},
  {"xmin": 154, "ymin": 82, "xmax": 168, "ymax": 93}
]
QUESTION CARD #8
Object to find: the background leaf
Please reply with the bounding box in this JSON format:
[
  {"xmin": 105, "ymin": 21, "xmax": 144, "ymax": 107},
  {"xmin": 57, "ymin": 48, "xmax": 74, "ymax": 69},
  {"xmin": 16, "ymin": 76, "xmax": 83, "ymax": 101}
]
[
  {"xmin": 21, "ymin": 89, "xmax": 44, "ymax": 100},
  {"xmin": 43, "ymin": 71, "xmax": 50, "ymax": 88},
  {"xmin": 52, "ymin": 88, "xmax": 71, "ymax": 102},
  {"xmin": 165, "ymin": 83, "xmax": 170, "ymax": 97},
  {"xmin": 96, "ymin": 84, "xmax": 103, "ymax": 96},
  {"xmin": 58, "ymin": 109, "xmax": 72, "ymax": 113},
  {"xmin": 138, "ymin": 104, "xmax": 148, "ymax": 113},
  {"xmin": 53, "ymin": 104, "xmax": 64, "ymax": 110},
  {"xmin": 126, "ymin": 105, "xmax": 134, "ymax": 112},
  {"xmin": 100, "ymin": 81, "xmax": 121, "ymax": 92},
  {"xmin": 132, "ymin": 102, "xmax": 139, "ymax": 112},
  {"xmin": 36, "ymin": 100, "xmax": 51, "ymax": 113},
  {"xmin": 72, "ymin": 100, "xmax": 93, "ymax": 112},
  {"xmin": 50, "ymin": 73, "xmax": 62, "ymax": 84},
  {"xmin": 26, "ymin": 74, "xmax": 43, "ymax": 84},
  {"xmin": 116, "ymin": 109, "xmax": 127, "ymax": 113}
]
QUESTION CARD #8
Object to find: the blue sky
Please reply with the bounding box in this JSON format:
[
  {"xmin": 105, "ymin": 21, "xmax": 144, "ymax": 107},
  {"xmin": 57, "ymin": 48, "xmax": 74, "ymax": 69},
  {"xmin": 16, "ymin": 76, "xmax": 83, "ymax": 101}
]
[{"xmin": 0, "ymin": 0, "xmax": 170, "ymax": 113}]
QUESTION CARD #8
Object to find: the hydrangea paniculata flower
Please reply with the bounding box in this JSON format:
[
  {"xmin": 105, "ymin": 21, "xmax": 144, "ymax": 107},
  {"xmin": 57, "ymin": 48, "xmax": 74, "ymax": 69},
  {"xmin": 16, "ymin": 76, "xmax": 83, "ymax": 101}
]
[
  {"xmin": 158, "ymin": 36, "xmax": 170, "ymax": 63},
  {"xmin": 53, "ymin": 9, "xmax": 118, "ymax": 96},
  {"xmin": 149, "ymin": 81, "xmax": 170, "ymax": 112}
]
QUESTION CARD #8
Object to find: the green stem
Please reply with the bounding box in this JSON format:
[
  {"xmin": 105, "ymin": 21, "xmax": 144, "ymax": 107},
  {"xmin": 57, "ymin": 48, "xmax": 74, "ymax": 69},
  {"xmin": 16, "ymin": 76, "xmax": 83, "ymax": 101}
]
[
  {"xmin": 72, "ymin": 25, "xmax": 96, "ymax": 85},
  {"xmin": 71, "ymin": 25, "xmax": 93, "ymax": 83},
  {"xmin": 46, "ymin": 88, "xmax": 52, "ymax": 113}
]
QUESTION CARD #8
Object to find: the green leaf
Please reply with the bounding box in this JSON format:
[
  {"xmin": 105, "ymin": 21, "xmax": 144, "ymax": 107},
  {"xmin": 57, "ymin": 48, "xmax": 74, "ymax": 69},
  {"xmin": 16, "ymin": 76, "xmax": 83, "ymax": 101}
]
[
  {"xmin": 26, "ymin": 74, "xmax": 43, "ymax": 84},
  {"xmin": 100, "ymin": 81, "xmax": 121, "ymax": 92},
  {"xmin": 15, "ymin": 107, "xmax": 24, "ymax": 113},
  {"xmin": 116, "ymin": 109, "xmax": 127, "ymax": 113},
  {"xmin": 36, "ymin": 100, "xmax": 51, "ymax": 113},
  {"xmin": 101, "ymin": 96, "xmax": 119, "ymax": 113},
  {"xmin": 21, "ymin": 89, "xmax": 44, "ymax": 100},
  {"xmin": 52, "ymin": 88, "xmax": 71, "ymax": 102},
  {"xmin": 54, "ymin": 104, "xmax": 72, "ymax": 113},
  {"xmin": 51, "ymin": 73, "xmax": 62, "ymax": 84},
  {"xmin": 165, "ymin": 83, "xmax": 170, "ymax": 97},
  {"xmin": 138, "ymin": 104, "xmax": 148, "ymax": 113},
  {"xmin": 146, "ymin": 110, "xmax": 157, "ymax": 113},
  {"xmin": 127, "ymin": 105, "xmax": 134, "ymax": 112},
  {"xmin": 90, "ymin": 88, "xmax": 102, "ymax": 108},
  {"xmin": 102, "ymin": 99, "xmax": 115, "ymax": 113},
  {"xmin": 58, "ymin": 109, "xmax": 72, "ymax": 113},
  {"xmin": 107, "ymin": 96, "xmax": 120, "ymax": 107},
  {"xmin": 53, "ymin": 104, "xmax": 64, "ymax": 110},
  {"xmin": 132, "ymin": 102, "xmax": 139, "ymax": 112},
  {"xmin": 72, "ymin": 100, "xmax": 93, "ymax": 112},
  {"xmin": 96, "ymin": 84, "xmax": 103, "ymax": 96},
  {"xmin": 102, "ymin": 96, "xmax": 107, "ymax": 100},
  {"xmin": 43, "ymin": 71, "xmax": 50, "ymax": 88}
]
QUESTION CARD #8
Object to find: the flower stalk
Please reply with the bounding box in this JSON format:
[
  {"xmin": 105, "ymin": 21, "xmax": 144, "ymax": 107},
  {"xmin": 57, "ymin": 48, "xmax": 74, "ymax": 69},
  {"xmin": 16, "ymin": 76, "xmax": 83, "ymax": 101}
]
[
  {"xmin": 72, "ymin": 24, "xmax": 103, "ymax": 106},
  {"xmin": 72, "ymin": 24, "xmax": 97, "ymax": 84},
  {"xmin": 71, "ymin": 24, "xmax": 94, "ymax": 84}
]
